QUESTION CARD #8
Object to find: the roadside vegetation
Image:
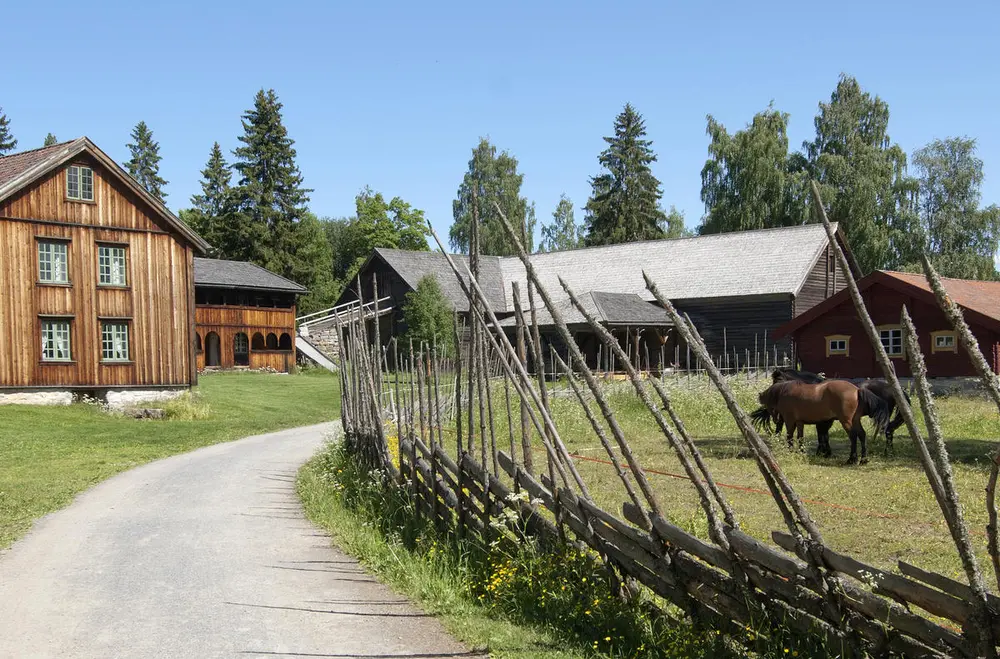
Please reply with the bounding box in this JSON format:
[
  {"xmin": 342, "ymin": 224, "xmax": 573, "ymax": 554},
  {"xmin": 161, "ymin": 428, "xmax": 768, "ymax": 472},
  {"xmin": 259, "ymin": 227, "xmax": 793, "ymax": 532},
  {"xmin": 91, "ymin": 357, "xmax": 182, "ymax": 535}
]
[
  {"xmin": 298, "ymin": 440, "xmax": 763, "ymax": 659},
  {"xmin": 0, "ymin": 369, "xmax": 338, "ymax": 549}
]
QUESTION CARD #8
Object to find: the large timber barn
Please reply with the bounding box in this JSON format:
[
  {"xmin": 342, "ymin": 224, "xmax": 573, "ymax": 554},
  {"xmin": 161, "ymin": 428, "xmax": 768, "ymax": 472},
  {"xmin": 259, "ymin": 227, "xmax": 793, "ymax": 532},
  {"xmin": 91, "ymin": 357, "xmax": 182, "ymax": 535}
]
[{"xmin": 336, "ymin": 224, "xmax": 859, "ymax": 371}]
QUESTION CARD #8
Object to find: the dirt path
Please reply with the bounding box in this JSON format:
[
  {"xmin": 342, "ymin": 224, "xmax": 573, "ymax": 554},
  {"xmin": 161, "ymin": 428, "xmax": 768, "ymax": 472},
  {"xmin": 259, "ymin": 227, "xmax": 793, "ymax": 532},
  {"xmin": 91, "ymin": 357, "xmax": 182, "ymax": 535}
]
[{"xmin": 0, "ymin": 422, "xmax": 481, "ymax": 659}]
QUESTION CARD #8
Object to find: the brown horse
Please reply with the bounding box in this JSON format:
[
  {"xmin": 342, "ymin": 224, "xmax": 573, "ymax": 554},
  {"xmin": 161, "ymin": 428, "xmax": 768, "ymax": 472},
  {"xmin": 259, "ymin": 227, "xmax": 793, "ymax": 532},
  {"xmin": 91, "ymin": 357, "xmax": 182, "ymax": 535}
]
[{"xmin": 750, "ymin": 380, "xmax": 891, "ymax": 464}]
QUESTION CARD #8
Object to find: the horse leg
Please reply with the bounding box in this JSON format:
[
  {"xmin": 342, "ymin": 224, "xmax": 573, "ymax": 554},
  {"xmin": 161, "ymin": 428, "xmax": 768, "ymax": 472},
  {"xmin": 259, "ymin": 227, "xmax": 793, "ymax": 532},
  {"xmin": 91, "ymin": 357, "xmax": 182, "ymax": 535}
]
[
  {"xmin": 796, "ymin": 422, "xmax": 804, "ymax": 451},
  {"xmin": 785, "ymin": 419, "xmax": 795, "ymax": 448},
  {"xmin": 857, "ymin": 423, "xmax": 868, "ymax": 465},
  {"xmin": 774, "ymin": 412, "xmax": 784, "ymax": 437},
  {"xmin": 816, "ymin": 419, "xmax": 834, "ymax": 457},
  {"xmin": 886, "ymin": 408, "xmax": 904, "ymax": 453},
  {"xmin": 840, "ymin": 419, "xmax": 858, "ymax": 465}
]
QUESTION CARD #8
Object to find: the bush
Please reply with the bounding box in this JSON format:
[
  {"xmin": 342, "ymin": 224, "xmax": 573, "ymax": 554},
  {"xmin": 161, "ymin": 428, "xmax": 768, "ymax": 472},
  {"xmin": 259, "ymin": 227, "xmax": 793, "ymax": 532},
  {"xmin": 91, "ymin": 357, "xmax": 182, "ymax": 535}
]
[{"xmin": 402, "ymin": 275, "xmax": 456, "ymax": 357}]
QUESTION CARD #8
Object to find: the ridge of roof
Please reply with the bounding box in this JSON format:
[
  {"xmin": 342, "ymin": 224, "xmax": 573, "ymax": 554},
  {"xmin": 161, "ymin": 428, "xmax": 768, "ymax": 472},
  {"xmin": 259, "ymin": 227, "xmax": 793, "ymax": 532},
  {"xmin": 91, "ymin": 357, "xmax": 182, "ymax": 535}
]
[{"xmin": 0, "ymin": 137, "xmax": 210, "ymax": 254}]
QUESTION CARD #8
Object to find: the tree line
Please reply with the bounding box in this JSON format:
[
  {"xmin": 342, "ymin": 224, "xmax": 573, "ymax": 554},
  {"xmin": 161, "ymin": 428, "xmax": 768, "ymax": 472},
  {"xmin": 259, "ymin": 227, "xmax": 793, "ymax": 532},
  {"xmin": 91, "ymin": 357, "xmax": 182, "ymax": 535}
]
[{"xmin": 0, "ymin": 72, "xmax": 996, "ymax": 321}]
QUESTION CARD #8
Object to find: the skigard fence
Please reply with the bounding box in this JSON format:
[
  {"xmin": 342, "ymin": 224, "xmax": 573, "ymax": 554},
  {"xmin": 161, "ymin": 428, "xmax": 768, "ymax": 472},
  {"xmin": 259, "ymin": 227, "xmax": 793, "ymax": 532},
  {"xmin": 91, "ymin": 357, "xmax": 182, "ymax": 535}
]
[{"xmin": 334, "ymin": 185, "xmax": 1000, "ymax": 658}]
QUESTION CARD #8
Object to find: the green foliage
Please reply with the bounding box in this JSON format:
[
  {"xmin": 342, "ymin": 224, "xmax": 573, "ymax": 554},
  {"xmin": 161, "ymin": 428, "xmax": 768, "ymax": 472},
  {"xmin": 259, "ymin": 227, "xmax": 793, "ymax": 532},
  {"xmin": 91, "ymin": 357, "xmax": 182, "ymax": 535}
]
[
  {"xmin": 539, "ymin": 194, "xmax": 583, "ymax": 252},
  {"xmin": 451, "ymin": 138, "xmax": 533, "ymax": 255},
  {"xmin": 184, "ymin": 142, "xmax": 235, "ymax": 251},
  {"xmin": 660, "ymin": 205, "xmax": 691, "ymax": 238},
  {"xmin": 584, "ymin": 104, "xmax": 666, "ymax": 246},
  {"xmin": 0, "ymin": 106, "xmax": 17, "ymax": 155},
  {"xmin": 230, "ymin": 89, "xmax": 311, "ymax": 271},
  {"xmin": 904, "ymin": 137, "xmax": 1000, "ymax": 279},
  {"xmin": 289, "ymin": 211, "xmax": 340, "ymax": 314},
  {"xmin": 698, "ymin": 106, "xmax": 807, "ymax": 235},
  {"xmin": 402, "ymin": 275, "xmax": 456, "ymax": 356},
  {"xmin": 43, "ymin": 133, "xmax": 58, "ymax": 147},
  {"xmin": 302, "ymin": 442, "xmax": 747, "ymax": 659},
  {"xmin": 124, "ymin": 120, "xmax": 168, "ymax": 201},
  {"xmin": 803, "ymin": 75, "xmax": 917, "ymax": 273}
]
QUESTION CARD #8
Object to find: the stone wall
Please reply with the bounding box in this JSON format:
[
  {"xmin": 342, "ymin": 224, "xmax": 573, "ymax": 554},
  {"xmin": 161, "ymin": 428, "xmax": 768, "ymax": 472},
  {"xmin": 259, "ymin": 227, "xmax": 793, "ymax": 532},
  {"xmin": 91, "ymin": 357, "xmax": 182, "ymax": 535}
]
[
  {"xmin": 301, "ymin": 324, "xmax": 340, "ymax": 363},
  {"xmin": 0, "ymin": 390, "xmax": 73, "ymax": 406},
  {"xmin": 105, "ymin": 389, "xmax": 186, "ymax": 409}
]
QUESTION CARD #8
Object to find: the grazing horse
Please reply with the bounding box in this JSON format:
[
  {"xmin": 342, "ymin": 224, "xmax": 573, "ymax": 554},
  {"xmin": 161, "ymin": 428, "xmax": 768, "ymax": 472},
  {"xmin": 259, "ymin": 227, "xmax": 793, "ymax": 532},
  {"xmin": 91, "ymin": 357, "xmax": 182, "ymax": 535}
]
[
  {"xmin": 750, "ymin": 380, "xmax": 891, "ymax": 464},
  {"xmin": 770, "ymin": 369, "xmax": 909, "ymax": 449}
]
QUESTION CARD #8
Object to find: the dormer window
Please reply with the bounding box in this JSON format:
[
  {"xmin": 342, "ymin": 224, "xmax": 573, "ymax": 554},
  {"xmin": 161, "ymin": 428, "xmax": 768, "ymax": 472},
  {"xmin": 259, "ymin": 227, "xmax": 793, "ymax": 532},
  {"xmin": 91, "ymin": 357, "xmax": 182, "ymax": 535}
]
[{"xmin": 66, "ymin": 165, "xmax": 94, "ymax": 201}]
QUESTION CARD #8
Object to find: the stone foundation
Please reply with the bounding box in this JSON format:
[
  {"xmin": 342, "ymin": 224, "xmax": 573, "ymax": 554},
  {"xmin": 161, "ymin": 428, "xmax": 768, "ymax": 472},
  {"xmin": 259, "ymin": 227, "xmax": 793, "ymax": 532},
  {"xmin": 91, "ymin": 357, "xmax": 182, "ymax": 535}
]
[
  {"xmin": 0, "ymin": 390, "xmax": 74, "ymax": 406},
  {"xmin": 300, "ymin": 323, "xmax": 339, "ymax": 363},
  {"xmin": 105, "ymin": 389, "xmax": 186, "ymax": 409}
]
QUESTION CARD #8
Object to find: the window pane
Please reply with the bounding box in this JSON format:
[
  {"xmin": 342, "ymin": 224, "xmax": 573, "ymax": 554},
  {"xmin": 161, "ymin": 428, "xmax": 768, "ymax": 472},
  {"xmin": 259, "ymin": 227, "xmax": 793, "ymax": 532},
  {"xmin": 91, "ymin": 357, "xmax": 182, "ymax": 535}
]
[
  {"xmin": 98, "ymin": 246, "xmax": 126, "ymax": 286},
  {"xmin": 81, "ymin": 167, "xmax": 94, "ymax": 201},
  {"xmin": 38, "ymin": 242, "xmax": 68, "ymax": 283},
  {"xmin": 102, "ymin": 322, "xmax": 129, "ymax": 361},
  {"xmin": 66, "ymin": 166, "xmax": 79, "ymax": 199},
  {"xmin": 41, "ymin": 320, "xmax": 71, "ymax": 360}
]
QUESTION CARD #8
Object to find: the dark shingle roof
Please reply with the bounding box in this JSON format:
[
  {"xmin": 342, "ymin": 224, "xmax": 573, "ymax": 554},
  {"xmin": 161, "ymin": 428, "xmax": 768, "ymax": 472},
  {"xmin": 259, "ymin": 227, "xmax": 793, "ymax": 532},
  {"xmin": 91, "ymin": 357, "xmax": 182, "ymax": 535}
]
[
  {"xmin": 0, "ymin": 140, "xmax": 77, "ymax": 187},
  {"xmin": 194, "ymin": 258, "xmax": 307, "ymax": 293},
  {"xmin": 499, "ymin": 291, "xmax": 671, "ymax": 328},
  {"xmin": 374, "ymin": 248, "xmax": 506, "ymax": 312}
]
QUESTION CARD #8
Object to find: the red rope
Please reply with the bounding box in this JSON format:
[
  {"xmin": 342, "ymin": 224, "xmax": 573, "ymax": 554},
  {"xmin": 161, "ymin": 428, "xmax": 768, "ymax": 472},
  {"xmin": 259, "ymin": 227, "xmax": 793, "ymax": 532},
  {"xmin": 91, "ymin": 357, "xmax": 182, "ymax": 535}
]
[{"xmin": 568, "ymin": 452, "xmax": 899, "ymax": 520}]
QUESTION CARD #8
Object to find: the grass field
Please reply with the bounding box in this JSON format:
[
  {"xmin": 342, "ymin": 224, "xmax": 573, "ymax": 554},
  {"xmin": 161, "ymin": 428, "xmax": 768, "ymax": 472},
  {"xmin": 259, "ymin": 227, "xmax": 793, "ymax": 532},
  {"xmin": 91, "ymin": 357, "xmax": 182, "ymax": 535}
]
[
  {"xmin": 0, "ymin": 370, "xmax": 339, "ymax": 549},
  {"xmin": 420, "ymin": 372, "xmax": 1000, "ymax": 588}
]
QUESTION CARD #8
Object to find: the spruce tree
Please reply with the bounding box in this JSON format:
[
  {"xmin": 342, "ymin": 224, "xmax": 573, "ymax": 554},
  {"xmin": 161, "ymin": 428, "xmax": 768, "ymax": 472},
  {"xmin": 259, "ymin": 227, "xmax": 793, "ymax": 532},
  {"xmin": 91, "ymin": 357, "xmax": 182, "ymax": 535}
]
[
  {"xmin": 43, "ymin": 133, "xmax": 58, "ymax": 147},
  {"xmin": 584, "ymin": 104, "xmax": 666, "ymax": 246},
  {"xmin": 450, "ymin": 138, "xmax": 532, "ymax": 255},
  {"xmin": 125, "ymin": 121, "xmax": 168, "ymax": 202},
  {"xmin": 0, "ymin": 107, "xmax": 17, "ymax": 155},
  {"xmin": 184, "ymin": 142, "xmax": 234, "ymax": 250},
  {"xmin": 231, "ymin": 89, "xmax": 311, "ymax": 273}
]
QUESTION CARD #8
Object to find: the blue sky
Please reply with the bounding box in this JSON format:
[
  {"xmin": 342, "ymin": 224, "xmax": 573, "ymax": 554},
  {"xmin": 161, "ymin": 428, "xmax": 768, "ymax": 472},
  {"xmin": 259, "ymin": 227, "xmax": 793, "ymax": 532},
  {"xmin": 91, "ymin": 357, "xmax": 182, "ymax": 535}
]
[{"xmin": 3, "ymin": 0, "xmax": 999, "ymax": 244}]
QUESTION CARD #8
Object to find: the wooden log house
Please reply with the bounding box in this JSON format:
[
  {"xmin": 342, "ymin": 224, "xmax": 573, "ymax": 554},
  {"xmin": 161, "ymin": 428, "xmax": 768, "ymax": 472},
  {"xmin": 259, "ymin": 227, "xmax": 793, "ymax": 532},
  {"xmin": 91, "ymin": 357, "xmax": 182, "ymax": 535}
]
[
  {"xmin": 193, "ymin": 258, "xmax": 306, "ymax": 372},
  {"xmin": 0, "ymin": 138, "xmax": 211, "ymax": 400}
]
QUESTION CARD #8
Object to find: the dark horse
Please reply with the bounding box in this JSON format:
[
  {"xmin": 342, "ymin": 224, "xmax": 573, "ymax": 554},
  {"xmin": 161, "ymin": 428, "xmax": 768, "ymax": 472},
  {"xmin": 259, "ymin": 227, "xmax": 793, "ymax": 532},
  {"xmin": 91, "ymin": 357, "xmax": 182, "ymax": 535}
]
[
  {"xmin": 750, "ymin": 380, "xmax": 891, "ymax": 464},
  {"xmin": 770, "ymin": 369, "xmax": 908, "ymax": 449}
]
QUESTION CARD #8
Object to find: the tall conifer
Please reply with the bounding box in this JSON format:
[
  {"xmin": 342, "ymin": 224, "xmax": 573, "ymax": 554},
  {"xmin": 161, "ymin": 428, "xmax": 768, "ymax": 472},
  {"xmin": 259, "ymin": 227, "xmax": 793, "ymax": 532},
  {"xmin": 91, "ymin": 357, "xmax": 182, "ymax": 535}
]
[
  {"xmin": 125, "ymin": 121, "xmax": 168, "ymax": 201},
  {"xmin": 0, "ymin": 107, "xmax": 17, "ymax": 155}
]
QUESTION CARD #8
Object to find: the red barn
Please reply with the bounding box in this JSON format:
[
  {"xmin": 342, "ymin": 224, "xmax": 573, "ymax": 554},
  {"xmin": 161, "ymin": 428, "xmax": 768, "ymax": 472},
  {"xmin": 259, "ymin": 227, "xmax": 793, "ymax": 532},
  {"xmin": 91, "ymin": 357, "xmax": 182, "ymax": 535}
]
[{"xmin": 772, "ymin": 271, "xmax": 1000, "ymax": 378}]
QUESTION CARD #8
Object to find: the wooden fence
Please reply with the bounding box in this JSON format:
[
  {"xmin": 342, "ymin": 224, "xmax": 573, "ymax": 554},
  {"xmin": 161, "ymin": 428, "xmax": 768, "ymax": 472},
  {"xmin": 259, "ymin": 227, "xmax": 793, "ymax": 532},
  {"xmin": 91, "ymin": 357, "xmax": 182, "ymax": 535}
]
[{"xmin": 334, "ymin": 186, "xmax": 1000, "ymax": 658}]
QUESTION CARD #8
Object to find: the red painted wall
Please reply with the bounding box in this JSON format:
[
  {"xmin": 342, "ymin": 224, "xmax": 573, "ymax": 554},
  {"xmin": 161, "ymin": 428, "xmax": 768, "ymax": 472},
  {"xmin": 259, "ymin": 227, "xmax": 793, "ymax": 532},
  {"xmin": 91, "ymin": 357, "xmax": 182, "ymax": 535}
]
[{"xmin": 789, "ymin": 283, "xmax": 999, "ymax": 378}]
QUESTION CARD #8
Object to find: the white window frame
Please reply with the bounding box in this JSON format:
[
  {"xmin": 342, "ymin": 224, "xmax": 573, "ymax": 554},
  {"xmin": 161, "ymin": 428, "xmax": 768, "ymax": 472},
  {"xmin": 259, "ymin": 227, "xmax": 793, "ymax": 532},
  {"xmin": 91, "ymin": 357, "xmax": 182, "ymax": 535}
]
[
  {"xmin": 38, "ymin": 240, "xmax": 69, "ymax": 284},
  {"xmin": 66, "ymin": 165, "xmax": 94, "ymax": 201},
  {"xmin": 932, "ymin": 331, "xmax": 957, "ymax": 353},
  {"xmin": 830, "ymin": 339, "xmax": 846, "ymax": 352},
  {"xmin": 101, "ymin": 321, "xmax": 130, "ymax": 362},
  {"xmin": 98, "ymin": 245, "xmax": 128, "ymax": 286},
  {"xmin": 41, "ymin": 319, "xmax": 72, "ymax": 361},
  {"xmin": 879, "ymin": 327, "xmax": 904, "ymax": 357}
]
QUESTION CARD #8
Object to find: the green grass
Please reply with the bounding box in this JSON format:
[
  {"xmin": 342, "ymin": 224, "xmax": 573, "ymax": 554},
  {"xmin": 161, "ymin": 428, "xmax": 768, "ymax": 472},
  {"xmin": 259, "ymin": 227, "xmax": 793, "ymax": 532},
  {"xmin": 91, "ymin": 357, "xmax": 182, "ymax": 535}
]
[
  {"xmin": 480, "ymin": 374, "xmax": 1000, "ymax": 588},
  {"xmin": 298, "ymin": 441, "xmax": 759, "ymax": 659},
  {"xmin": 0, "ymin": 369, "xmax": 340, "ymax": 549}
]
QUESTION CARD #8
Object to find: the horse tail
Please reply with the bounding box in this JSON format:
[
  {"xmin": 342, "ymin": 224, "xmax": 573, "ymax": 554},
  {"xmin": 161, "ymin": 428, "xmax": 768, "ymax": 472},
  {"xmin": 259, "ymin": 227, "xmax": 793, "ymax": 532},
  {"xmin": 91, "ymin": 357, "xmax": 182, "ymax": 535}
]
[
  {"xmin": 750, "ymin": 407, "xmax": 774, "ymax": 433},
  {"xmin": 858, "ymin": 387, "xmax": 891, "ymax": 430}
]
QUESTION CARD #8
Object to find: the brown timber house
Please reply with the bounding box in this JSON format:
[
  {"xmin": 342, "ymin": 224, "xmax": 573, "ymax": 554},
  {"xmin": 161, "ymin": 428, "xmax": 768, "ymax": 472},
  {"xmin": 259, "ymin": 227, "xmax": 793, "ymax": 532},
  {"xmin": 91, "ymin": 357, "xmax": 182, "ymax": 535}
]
[
  {"xmin": 0, "ymin": 138, "xmax": 209, "ymax": 399},
  {"xmin": 337, "ymin": 224, "xmax": 860, "ymax": 371},
  {"xmin": 0, "ymin": 138, "xmax": 307, "ymax": 402}
]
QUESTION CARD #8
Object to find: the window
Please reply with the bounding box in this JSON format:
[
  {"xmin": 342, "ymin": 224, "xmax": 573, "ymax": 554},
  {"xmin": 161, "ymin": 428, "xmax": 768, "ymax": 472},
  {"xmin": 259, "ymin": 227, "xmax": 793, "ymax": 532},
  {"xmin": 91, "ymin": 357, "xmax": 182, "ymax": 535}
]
[
  {"xmin": 932, "ymin": 331, "xmax": 957, "ymax": 353},
  {"xmin": 38, "ymin": 241, "xmax": 69, "ymax": 283},
  {"xmin": 195, "ymin": 333, "xmax": 203, "ymax": 353},
  {"xmin": 266, "ymin": 333, "xmax": 279, "ymax": 350},
  {"xmin": 41, "ymin": 319, "xmax": 72, "ymax": 361},
  {"xmin": 97, "ymin": 245, "xmax": 127, "ymax": 286},
  {"xmin": 234, "ymin": 332, "xmax": 250, "ymax": 366},
  {"xmin": 66, "ymin": 165, "xmax": 94, "ymax": 201},
  {"xmin": 825, "ymin": 335, "xmax": 850, "ymax": 357},
  {"xmin": 101, "ymin": 322, "xmax": 130, "ymax": 362},
  {"xmin": 278, "ymin": 333, "xmax": 293, "ymax": 351},
  {"xmin": 879, "ymin": 327, "xmax": 904, "ymax": 357}
]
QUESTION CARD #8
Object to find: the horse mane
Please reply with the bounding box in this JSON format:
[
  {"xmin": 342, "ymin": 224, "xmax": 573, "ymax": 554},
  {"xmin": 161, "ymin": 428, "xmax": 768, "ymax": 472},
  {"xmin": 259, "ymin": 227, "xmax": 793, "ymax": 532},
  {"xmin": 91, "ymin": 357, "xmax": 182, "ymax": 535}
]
[{"xmin": 759, "ymin": 381, "xmax": 797, "ymax": 407}]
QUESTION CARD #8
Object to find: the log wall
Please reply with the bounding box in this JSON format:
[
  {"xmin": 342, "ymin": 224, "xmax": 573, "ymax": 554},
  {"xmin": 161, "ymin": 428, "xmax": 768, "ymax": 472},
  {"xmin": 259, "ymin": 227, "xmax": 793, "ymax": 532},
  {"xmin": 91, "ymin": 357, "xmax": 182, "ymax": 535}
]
[{"xmin": 195, "ymin": 304, "xmax": 296, "ymax": 372}]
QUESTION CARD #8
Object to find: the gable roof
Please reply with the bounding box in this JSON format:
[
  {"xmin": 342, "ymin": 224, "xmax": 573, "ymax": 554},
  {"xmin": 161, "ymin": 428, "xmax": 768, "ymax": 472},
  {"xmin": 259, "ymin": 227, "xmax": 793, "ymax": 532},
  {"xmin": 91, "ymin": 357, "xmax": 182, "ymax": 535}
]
[
  {"xmin": 372, "ymin": 248, "xmax": 507, "ymax": 312},
  {"xmin": 194, "ymin": 258, "xmax": 307, "ymax": 294},
  {"xmin": 499, "ymin": 223, "xmax": 851, "ymax": 311},
  {"xmin": 773, "ymin": 270, "xmax": 1000, "ymax": 338},
  {"xmin": 0, "ymin": 137, "xmax": 210, "ymax": 253}
]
